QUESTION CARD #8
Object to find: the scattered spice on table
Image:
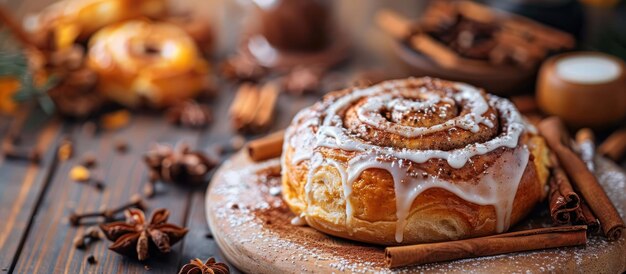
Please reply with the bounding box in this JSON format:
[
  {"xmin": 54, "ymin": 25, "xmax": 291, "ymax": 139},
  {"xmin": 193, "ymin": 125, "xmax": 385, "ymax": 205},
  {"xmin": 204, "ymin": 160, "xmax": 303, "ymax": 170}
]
[
  {"xmin": 166, "ymin": 100, "xmax": 213, "ymax": 128},
  {"xmin": 86, "ymin": 255, "xmax": 97, "ymax": 264},
  {"xmin": 2, "ymin": 136, "xmax": 41, "ymax": 164},
  {"xmin": 69, "ymin": 165, "xmax": 104, "ymax": 190},
  {"xmin": 100, "ymin": 110, "xmax": 131, "ymax": 131},
  {"xmin": 57, "ymin": 137, "xmax": 73, "ymax": 161},
  {"xmin": 73, "ymin": 226, "xmax": 102, "ymax": 249},
  {"xmin": 114, "ymin": 139, "xmax": 129, "ymax": 153},
  {"xmin": 144, "ymin": 142, "xmax": 216, "ymax": 185},
  {"xmin": 100, "ymin": 208, "xmax": 188, "ymax": 261},
  {"xmin": 178, "ymin": 258, "xmax": 230, "ymax": 274},
  {"xmin": 81, "ymin": 153, "xmax": 97, "ymax": 168},
  {"xmin": 69, "ymin": 166, "xmax": 91, "ymax": 182},
  {"xmin": 69, "ymin": 194, "xmax": 146, "ymax": 226}
]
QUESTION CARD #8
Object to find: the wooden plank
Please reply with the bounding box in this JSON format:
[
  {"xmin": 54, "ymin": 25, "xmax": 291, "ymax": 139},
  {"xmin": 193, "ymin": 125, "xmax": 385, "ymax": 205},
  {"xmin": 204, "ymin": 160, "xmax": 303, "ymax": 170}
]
[
  {"xmin": 180, "ymin": 191, "xmax": 240, "ymax": 273},
  {"xmin": 0, "ymin": 107, "xmax": 63, "ymax": 272},
  {"xmin": 178, "ymin": 82, "xmax": 319, "ymax": 272},
  {"xmin": 178, "ymin": 84, "xmax": 244, "ymax": 273},
  {"xmin": 12, "ymin": 114, "xmax": 203, "ymax": 274}
]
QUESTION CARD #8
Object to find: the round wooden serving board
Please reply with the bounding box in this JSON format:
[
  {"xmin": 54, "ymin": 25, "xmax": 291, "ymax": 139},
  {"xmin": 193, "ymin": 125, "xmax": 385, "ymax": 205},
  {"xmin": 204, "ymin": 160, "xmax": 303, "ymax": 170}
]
[{"xmin": 206, "ymin": 150, "xmax": 626, "ymax": 273}]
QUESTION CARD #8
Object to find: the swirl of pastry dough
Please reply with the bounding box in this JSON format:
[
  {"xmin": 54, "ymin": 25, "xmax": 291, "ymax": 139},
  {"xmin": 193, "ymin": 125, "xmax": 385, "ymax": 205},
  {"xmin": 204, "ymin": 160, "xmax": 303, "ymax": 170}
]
[{"xmin": 281, "ymin": 77, "xmax": 550, "ymax": 245}]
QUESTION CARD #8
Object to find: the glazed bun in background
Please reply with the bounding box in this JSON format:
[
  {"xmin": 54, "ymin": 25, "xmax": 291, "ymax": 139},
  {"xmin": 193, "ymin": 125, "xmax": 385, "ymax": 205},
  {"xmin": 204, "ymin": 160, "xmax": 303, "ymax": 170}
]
[
  {"xmin": 87, "ymin": 20, "xmax": 211, "ymax": 108},
  {"xmin": 281, "ymin": 77, "xmax": 549, "ymax": 245},
  {"xmin": 24, "ymin": 0, "xmax": 167, "ymax": 49}
]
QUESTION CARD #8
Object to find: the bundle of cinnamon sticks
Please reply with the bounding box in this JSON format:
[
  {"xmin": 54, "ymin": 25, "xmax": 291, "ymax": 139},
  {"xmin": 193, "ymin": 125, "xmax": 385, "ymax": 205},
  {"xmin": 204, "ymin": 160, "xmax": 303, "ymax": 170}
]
[
  {"xmin": 376, "ymin": 1, "xmax": 574, "ymax": 70},
  {"xmin": 547, "ymin": 152, "xmax": 600, "ymax": 233},
  {"xmin": 385, "ymin": 117, "xmax": 624, "ymax": 268},
  {"xmin": 539, "ymin": 117, "xmax": 624, "ymax": 241},
  {"xmin": 229, "ymin": 82, "xmax": 279, "ymax": 133}
]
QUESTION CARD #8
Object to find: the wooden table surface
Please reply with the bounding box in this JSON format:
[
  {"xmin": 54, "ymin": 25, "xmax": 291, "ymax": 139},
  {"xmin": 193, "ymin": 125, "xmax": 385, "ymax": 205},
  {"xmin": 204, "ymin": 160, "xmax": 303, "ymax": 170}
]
[{"xmin": 0, "ymin": 1, "xmax": 624, "ymax": 274}]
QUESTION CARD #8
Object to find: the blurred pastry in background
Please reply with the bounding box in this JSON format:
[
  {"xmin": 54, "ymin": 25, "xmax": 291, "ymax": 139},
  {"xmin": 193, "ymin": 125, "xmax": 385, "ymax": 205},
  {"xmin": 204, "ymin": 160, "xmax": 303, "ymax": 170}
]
[
  {"xmin": 166, "ymin": 13, "xmax": 215, "ymax": 56},
  {"xmin": 23, "ymin": 0, "xmax": 167, "ymax": 50},
  {"xmin": 87, "ymin": 20, "xmax": 211, "ymax": 108},
  {"xmin": 23, "ymin": 0, "xmax": 216, "ymax": 55},
  {"xmin": 0, "ymin": 0, "xmax": 218, "ymax": 115}
]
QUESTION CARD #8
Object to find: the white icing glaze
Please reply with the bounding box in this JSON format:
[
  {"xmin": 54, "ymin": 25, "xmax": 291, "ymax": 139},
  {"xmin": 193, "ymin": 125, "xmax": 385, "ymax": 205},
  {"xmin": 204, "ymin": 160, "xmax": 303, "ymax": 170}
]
[
  {"xmin": 283, "ymin": 78, "xmax": 532, "ymax": 243},
  {"xmin": 290, "ymin": 216, "xmax": 308, "ymax": 226}
]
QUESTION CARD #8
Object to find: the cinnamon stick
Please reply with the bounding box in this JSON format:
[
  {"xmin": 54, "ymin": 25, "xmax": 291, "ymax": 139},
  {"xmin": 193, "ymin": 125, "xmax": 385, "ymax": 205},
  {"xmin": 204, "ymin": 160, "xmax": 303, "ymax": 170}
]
[
  {"xmin": 548, "ymin": 153, "xmax": 580, "ymax": 225},
  {"xmin": 538, "ymin": 117, "xmax": 625, "ymax": 241},
  {"xmin": 575, "ymin": 128, "xmax": 596, "ymax": 172},
  {"xmin": 598, "ymin": 128, "xmax": 626, "ymax": 162},
  {"xmin": 375, "ymin": 9, "xmax": 413, "ymax": 40},
  {"xmin": 574, "ymin": 202, "xmax": 600, "ymax": 234},
  {"xmin": 229, "ymin": 82, "xmax": 278, "ymax": 133},
  {"xmin": 247, "ymin": 130, "xmax": 284, "ymax": 162},
  {"xmin": 251, "ymin": 82, "xmax": 279, "ymax": 130},
  {"xmin": 409, "ymin": 35, "xmax": 460, "ymax": 69},
  {"xmin": 230, "ymin": 83, "xmax": 259, "ymax": 130},
  {"xmin": 385, "ymin": 226, "xmax": 587, "ymax": 268}
]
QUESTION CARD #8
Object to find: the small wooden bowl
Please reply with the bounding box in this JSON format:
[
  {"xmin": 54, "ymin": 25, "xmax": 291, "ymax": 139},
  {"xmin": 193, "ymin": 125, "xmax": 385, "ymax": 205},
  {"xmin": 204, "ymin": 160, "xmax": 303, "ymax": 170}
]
[
  {"xmin": 393, "ymin": 43, "xmax": 534, "ymax": 95},
  {"xmin": 537, "ymin": 52, "xmax": 626, "ymax": 128}
]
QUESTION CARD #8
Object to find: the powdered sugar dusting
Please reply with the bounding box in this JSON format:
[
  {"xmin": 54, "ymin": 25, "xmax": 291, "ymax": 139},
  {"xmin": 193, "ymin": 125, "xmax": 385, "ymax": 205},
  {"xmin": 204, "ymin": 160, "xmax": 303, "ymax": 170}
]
[{"xmin": 207, "ymin": 153, "xmax": 626, "ymax": 273}]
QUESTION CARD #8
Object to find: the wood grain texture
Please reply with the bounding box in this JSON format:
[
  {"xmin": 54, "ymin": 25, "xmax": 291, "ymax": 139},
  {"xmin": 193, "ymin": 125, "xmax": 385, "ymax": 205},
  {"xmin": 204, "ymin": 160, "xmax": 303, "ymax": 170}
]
[
  {"xmin": 0, "ymin": 107, "xmax": 63, "ymax": 272},
  {"xmin": 12, "ymin": 114, "xmax": 203, "ymax": 273}
]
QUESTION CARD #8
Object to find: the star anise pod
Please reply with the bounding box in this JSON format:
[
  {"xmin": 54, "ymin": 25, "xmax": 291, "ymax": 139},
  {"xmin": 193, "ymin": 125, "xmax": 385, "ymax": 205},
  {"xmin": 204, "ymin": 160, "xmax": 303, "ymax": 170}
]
[
  {"xmin": 99, "ymin": 208, "xmax": 188, "ymax": 261},
  {"xmin": 166, "ymin": 100, "xmax": 212, "ymax": 128},
  {"xmin": 144, "ymin": 142, "xmax": 216, "ymax": 184},
  {"xmin": 178, "ymin": 258, "xmax": 230, "ymax": 274}
]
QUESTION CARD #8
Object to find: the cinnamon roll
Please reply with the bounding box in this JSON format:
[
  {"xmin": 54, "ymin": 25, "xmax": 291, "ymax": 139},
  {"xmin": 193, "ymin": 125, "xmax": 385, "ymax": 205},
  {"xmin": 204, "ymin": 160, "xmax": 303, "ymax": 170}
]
[
  {"xmin": 24, "ymin": 0, "xmax": 167, "ymax": 49},
  {"xmin": 281, "ymin": 77, "xmax": 549, "ymax": 245},
  {"xmin": 87, "ymin": 20, "xmax": 210, "ymax": 108}
]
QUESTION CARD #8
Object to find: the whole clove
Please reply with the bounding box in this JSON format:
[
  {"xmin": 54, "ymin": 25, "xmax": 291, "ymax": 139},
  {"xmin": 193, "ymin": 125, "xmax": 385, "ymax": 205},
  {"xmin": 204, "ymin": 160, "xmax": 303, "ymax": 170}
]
[
  {"xmin": 86, "ymin": 255, "xmax": 97, "ymax": 264},
  {"xmin": 73, "ymin": 226, "xmax": 102, "ymax": 249},
  {"xmin": 69, "ymin": 194, "xmax": 146, "ymax": 226},
  {"xmin": 69, "ymin": 165, "xmax": 105, "ymax": 191},
  {"xmin": 2, "ymin": 141, "xmax": 41, "ymax": 164},
  {"xmin": 114, "ymin": 139, "xmax": 129, "ymax": 153},
  {"xmin": 81, "ymin": 153, "xmax": 97, "ymax": 168}
]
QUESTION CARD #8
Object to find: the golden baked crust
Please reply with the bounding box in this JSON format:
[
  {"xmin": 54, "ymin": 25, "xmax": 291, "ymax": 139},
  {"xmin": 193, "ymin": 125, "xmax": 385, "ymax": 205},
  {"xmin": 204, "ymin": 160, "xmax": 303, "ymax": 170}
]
[
  {"xmin": 25, "ymin": 0, "xmax": 167, "ymax": 49},
  {"xmin": 87, "ymin": 20, "xmax": 210, "ymax": 108},
  {"xmin": 281, "ymin": 77, "xmax": 549, "ymax": 245}
]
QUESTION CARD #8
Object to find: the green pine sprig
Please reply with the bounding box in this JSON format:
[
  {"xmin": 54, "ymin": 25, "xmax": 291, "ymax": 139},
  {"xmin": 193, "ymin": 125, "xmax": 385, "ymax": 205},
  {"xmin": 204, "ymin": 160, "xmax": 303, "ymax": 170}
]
[{"xmin": 0, "ymin": 49, "xmax": 58, "ymax": 114}]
